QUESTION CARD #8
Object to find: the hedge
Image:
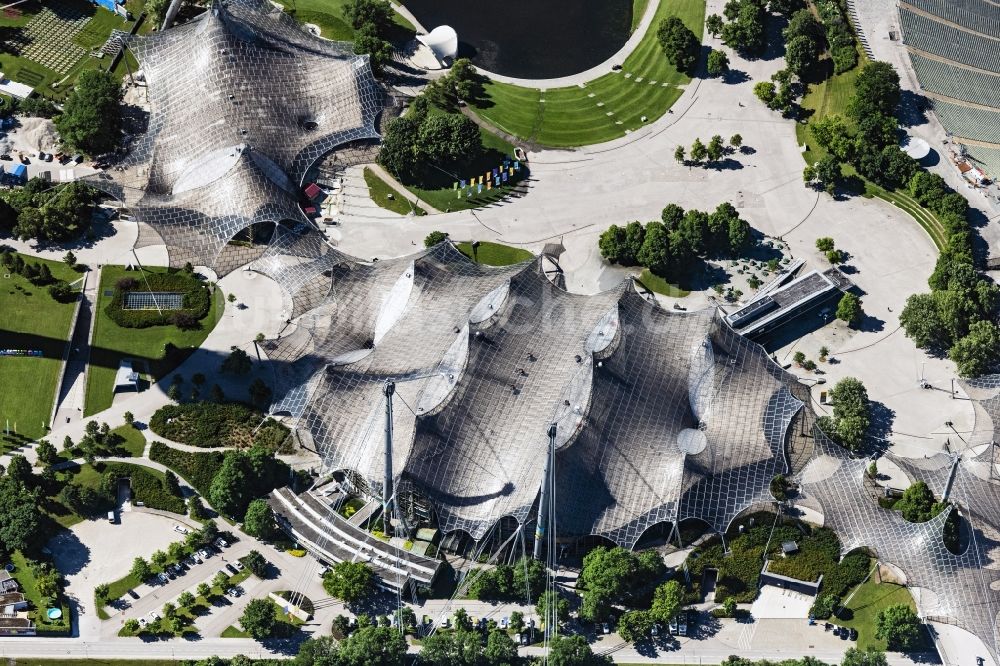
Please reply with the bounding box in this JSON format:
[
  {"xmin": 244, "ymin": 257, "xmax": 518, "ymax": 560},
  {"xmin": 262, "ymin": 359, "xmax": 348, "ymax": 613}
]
[
  {"xmin": 101, "ymin": 462, "xmax": 186, "ymax": 514},
  {"xmin": 764, "ymin": 526, "xmax": 840, "ymax": 582},
  {"xmin": 104, "ymin": 270, "xmax": 211, "ymax": 329},
  {"xmin": 149, "ymin": 401, "xmax": 290, "ymax": 451},
  {"xmin": 148, "ymin": 441, "xmax": 224, "ymax": 497}
]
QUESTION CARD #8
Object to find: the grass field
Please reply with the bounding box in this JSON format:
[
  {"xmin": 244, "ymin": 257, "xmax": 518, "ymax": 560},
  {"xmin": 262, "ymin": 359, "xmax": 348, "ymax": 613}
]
[
  {"xmin": 84, "ymin": 265, "xmax": 224, "ymax": 416},
  {"xmin": 111, "ymin": 424, "xmax": 146, "ymax": 457},
  {"xmin": 456, "ymin": 241, "xmax": 534, "ymax": 266},
  {"xmin": 637, "ymin": 268, "xmax": 690, "ymax": 297},
  {"xmin": 0, "ymin": 254, "xmax": 82, "ymax": 443},
  {"xmin": 795, "ymin": 64, "xmax": 862, "ymax": 165},
  {"xmin": 10, "ymin": 551, "xmax": 71, "ymax": 634},
  {"xmin": 400, "ymin": 107, "xmax": 524, "ymax": 212},
  {"xmin": 632, "ymin": 0, "xmax": 650, "ymax": 32},
  {"xmin": 834, "ymin": 580, "xmax": 929, "ymax": 651},
  {"xmin": 0, "ymin": 0, "xmax": 146, "ymax": 100},
  {"xmin": 363, "ymin": 167, "xmax": 426, "ymax": 216},
  {"xmin": 271, "ymin": 0, "xmax": 414, "ymax": 41},
  {"xmin": 470, "ymin": 0, "xmax": 705, "ymax": 147}
]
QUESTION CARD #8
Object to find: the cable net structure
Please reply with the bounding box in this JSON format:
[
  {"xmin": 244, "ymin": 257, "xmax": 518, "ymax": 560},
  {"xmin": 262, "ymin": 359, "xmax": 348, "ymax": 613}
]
[{"xmin": 90, "ymin": 0, "xmax": 382, "ymax": 274}]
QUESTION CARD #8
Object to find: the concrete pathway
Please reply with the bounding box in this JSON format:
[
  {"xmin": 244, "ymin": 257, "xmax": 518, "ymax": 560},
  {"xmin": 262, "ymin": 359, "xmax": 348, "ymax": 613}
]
[{"xmin": 53, "ymin": 268, "xmax": 98, "ymax": 428}]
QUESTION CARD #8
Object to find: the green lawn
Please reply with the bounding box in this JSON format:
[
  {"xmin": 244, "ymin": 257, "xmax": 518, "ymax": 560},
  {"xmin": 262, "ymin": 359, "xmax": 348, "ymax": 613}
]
[
  {"xmin": 0, "ymin": 254, "xmax": 82, "ymax": 443},
  {"xmin": 84, "ymin": 265, "xmax": 224, "ymax": 416},
  {"xmin": 363, "ymin": 167, "xmax": 426, "ymax": 216},
  {"xmin": 470, "ymin": 0, "xmax": 705, "ymax": 147},
  {"xmin": 637, "ymin": 268, "xmax": 690, "ymax": 297},
  {"xmin": 111, "ymin": 424, "xmax": 147, "ymax": 457},
  {"xmin": 271, "ymin": 0, "xmax": 414, "ymax": 41},
  {"xmin": 834, "ymin": 580, "xmax": 928, "ymax": 652},
  {"xmin": 0, "ymin": 0, "xmax": 144, "ymax": 100},
  {"xmin": 10, "ymin": 551, "xmax": 71, "ymax": 635},
  {"xmin": 456, "ymin": 241, "xmax": 534, "ymax": 266},
  {"xmin": 400, "ymin": 107, "xmax": 525, "ymax": 212},
  {"xmin": 795, "ymin": 64, "xmax": 862, "ymax": 165}
]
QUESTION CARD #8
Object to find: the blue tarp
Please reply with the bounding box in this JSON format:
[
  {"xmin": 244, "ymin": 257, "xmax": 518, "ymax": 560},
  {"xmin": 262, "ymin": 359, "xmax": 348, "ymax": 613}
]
[
  {"xmin": 11, "ymin": 164, "xmax": 27, "ymax": 181},
  {"xmin": 92, "ymin": 0, "xmax": 121, "ymax": 10}
]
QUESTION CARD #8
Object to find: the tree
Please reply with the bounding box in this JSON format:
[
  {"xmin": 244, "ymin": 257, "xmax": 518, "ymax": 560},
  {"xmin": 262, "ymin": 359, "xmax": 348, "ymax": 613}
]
[
  {"xmin": 950, "ymin": 320, "xmax": 1000, "ymax": 378},
  {"xmin": 637, "ymin": 222, "xmax": 671, "ymax": 276},
  {"xmin": 131, "ymin": 557, "xmax": 151, "ymax": 582},
  {"xmin": 151, "ymin": 550, "xmax": 168, "ymax": 568},
  {"xmin": 243, "ymin": 499, "xmax": 277, "ymax": 540},
  {"xmin": 548, "ymin": 635, "xmax": 612, "ymax": 665},
  {"xmin": 707, "ymin": 48, "xmax": 729, "ymax": 77},
  {"xmin": 651, "ymin": 579, "xmax": 684, "ymax": 622},
  {"xmin": 578, "ymin": 546, "xmax": 665, "ymax": 615},
  {"xmin": 124, "ymin": 617, "xmax": 140, "ymax": 633},
  {"xmin": 826, "ymin": 249, "xmax": 844, "ymax": 264},
  {"xmin": 6, "ymin": 455, "xmax": 31, "ymax": 486},
  {"xmin": 484, "ymin": 628, "xmax": 519, "ymax": 665},
  {"xmin": 815, "ymin": 237, "xmax": 835, "ymax": 252},
  {"xmin": 323, "ymin": 561, "xmax": 375, "ymax": 604},
  {"xmin": 848, "ymin": 61, "xmax": 901, "ymax": 123},
  {"xmin": 895, "ymin": 481, "xmax": 940, "ymax": 523},
  {"xmin": 690, "ymin": 138, "xmax": 708, "ymax": 163},
  {"xmin": 248, "ymin": 378, "xmax": 272, "ymax": 410},
  {"xmin": 421, "ymin": 628, "xmax": 482, "ymax": 665},
  {"xmin": 424, "ymin": 230, "xmax": 449, "ymax": 247},
  {"xmin": 243, "ymin": 550, "xmax": 268, "ymax": 578},
  {"xmin": 822, "ymin": 377, "xmax": 871, "ymax": 451},
  {"xmin": 674, "ymin": 145, "xmax": 686, "ymax": 164},
  {"xmin": 55, "ymin": 70, "xmax": 122, "ymax": 155},
  {"xmin": 123, "ymin": 411, "xmax": 135, "ymax": 427},
  {"xmin": 657, "ymin": 16, "xmax": 700, "ymax": 72},
  {"xmin": 337, "ymin": 624, "xmax": 409, "ymax": 665},
  {"xmin": 900, "ymin": 293, "xmax": 948, "ymax": 350},
  {"xmin": 730, "ymin": 133, "xmax": 742, "ymax": 148},
  {"xmin": 34, "ymin": 440, "xmax": 57, "ymax": 466},
  {"xmin": 837, "ymin": 292, "xmax": 862, "ymax": 326},
  {"xmin": 754, "ymin": 81, "xmax": 776, "ymax": 107},
  {"xmin": 178, "ymin": 591, "xmax": 195, "ymax": 609},
  {"xmin": 536, "ymin": 589, "xmax": 570, "ymax": 624},
  {"xmin": 197, "ymin": 582, "xmax": 212, "ymax": 599},
  {"xmin": 784, "ymin": 34, "xmax": 819, "ymax": 77},
  {"xmin": 353, "ymin": 24, "xmax": 392, "ymax": 74},
  {"xmin": 706, "ymin": 13, "xmax": 724, "ymax": 37},
  {"xmin": 814, "ymin": 154, "xmax": 842, "ymax": 194},
  {"xmin": 343, "ymin": 0, "xmax": 394, "ymax": 31},
  {"xmin": 617, "ymin": 610, "xmax": 654, "ymax": 642},
  {"xmin": 707, "ymin": 135, "xmax": 725, "ymax": 162},
  {"xmin": 378, "ymin": 115, "xmax": 421, "ymax": 180},
  {"xmin": 416, "ymin": 114, "xmax": 482, "ymax": 165},
  {"xmin": 842, "ymin": 648, "xmax": 888, "ymax": 666},
  {"xmin": 509, "ymin": 610, "xmax": 525, "ymax": 633},
  {"xmin": 221, "ymin": 346, "xmax": 252, "ymax": 375},
  {"xmin": 240, "ymin": 598, "xmax": 277, "ymax": 640},
  {"xmin": 721, "ymin": 0, "xmax": 766, "ymax": 55},
  {"xmin": 874, "ymin": 604, "xmax": 921, "ymax": 650}
]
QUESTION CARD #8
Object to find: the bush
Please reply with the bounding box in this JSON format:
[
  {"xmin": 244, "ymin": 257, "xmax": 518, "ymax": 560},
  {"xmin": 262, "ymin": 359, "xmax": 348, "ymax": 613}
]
[
  {"xmin": 822, "ymin": 551, "xmax": 871, "ymax": 598},
  {"xmin": 48, "ymin": 280, "xmax": 75, "ymax": 303},
  {"xmin": 101, "ymin": 463, "xmax": 186, "ymax": 514},
  {"xmin": 149, "ymin": 402, "xmax": 290, "ymax": 451},
  {"xmin": 148, "ymin": 441, "xmax": 224, "ymax": 497},
  {"xmin": 104, "ymin": 270, "xmax": 211, "ymax": 329}
]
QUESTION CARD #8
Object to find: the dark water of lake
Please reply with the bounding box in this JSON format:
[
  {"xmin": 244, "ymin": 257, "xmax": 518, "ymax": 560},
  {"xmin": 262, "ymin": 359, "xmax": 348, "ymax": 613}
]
[{"xmin": 403, "ymin": 0, "xmax": 635, "ymax": 79}]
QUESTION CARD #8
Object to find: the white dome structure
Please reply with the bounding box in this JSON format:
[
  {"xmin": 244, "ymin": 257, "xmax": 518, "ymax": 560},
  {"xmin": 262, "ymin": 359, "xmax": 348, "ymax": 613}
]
[
  {"xmin": 418, "ymin": 25, "xmax": 458, "ymax": 66},
  {"xmin": 901, "ymin": 135, "xmax": 931, "ymax": 160}
]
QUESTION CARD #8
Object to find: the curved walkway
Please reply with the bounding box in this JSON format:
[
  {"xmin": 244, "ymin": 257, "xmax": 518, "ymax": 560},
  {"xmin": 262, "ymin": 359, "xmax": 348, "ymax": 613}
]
[{"xmin": 469, "ymin": 0, "xmax": 661, "ymax": 88}]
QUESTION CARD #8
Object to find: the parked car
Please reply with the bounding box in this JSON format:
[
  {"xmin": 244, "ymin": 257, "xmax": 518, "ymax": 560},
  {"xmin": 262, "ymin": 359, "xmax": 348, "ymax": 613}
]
[
  {"xmin": 651, "ymin": 622, "xmax": 659, "ymax": 636},
  {"xmin": 138, "ymin": 617, "xmax": 147, "ymax": 627},
  {"xmin": 849, "ymin": 628, "xmax": 858, "ymax": 641},
  {"xmin": 169, "ymin": 564, "xmax": 182, "ymax": 576},
  {"xmin": 232, "ymin": 561, "xmax": 244, "ymax": 572},
  {"xmin": 198, "ymin": 549, "xmax": 211, "ymax": 560},
  {"xmin": 225, "ymin": 563, "xmax": 239, "ymax": 575},
  {"xmin": 192, "ymin": 552, "xmax": 204, "ymax": 564},
  {"xmin": 157, "ymin": 572, "xmax": 169, "ymax": 584},
  {"xmin": 601, "ymin": 622, "xmax": 610, "ymax": 635},
  {"xmin": 214, "ymin": 537, "xmax": 229, "ymax": 549},
  {"xmin": 148, "ymin": 611, "xmax": 161, "ymax": 622},
  {"xmin": 500, "ymin": 616, "xmax": 508, "ymax": 630},
  {"xmin": 226, "ymin": 587, "xmax": 240, "ymax": 597},
  {"xmin": 173, "ymin": 524, "xmax": 189, "ymax": 534}
]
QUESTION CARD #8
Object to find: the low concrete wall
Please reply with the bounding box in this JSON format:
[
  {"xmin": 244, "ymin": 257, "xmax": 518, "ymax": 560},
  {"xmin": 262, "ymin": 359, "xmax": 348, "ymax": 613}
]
[
  {"xmin": 268, "ymin": 591, "xmax": 311, "ymax": 622},
  {"xmin": 760, "ymin": 561, "xmax": 822, "ymax": 596}
]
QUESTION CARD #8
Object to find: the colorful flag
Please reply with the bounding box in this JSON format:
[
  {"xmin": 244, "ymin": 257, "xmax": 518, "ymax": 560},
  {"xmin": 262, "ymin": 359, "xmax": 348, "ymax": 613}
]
[
  {"xmin": 492, "ymin": 168, "xmax": 498, "ymax": 178},
  {"xmin": 502, "ymin": 172, "xmax": 508, "ymax": 182},
  {"xmin": 460, "ymin": 179, "xmax": 466, "ymax": 188},
  {"xmin": 487, "ymin": 180, "xmax": 492, "ymax": 190},
  {"xmin": 509, "ymin": 167, "xmax": 514, "ymax": 176},
  {"xmin": 452, "ymin": 181, "xmax": 458, "ymax": 190},
  {"xmin": 477, "ymin": 183, "xmax": 483, "ymax": 193}
]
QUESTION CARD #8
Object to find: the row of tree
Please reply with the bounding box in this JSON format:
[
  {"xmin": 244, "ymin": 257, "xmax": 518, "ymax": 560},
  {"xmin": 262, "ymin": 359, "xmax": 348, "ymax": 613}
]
[
  {"xmin": 343, "ymin": 0, "xmax": 397, "ymax": 74},
  {"xmin": 599, "ymin": 202, "xmax": 753, "ymax": 281}
]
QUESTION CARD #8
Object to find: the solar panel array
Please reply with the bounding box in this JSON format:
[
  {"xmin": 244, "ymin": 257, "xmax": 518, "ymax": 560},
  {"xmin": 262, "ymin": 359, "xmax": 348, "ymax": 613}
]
[{"xmin": 87, "ymin": 0, "xmax": 383, "ymax": 275}]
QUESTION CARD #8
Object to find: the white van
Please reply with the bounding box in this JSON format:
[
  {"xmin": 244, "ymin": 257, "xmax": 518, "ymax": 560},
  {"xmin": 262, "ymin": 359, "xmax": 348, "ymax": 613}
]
[{"xmin": 107, "ymin": 511, "xmax": 116, "ymax": 523}]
